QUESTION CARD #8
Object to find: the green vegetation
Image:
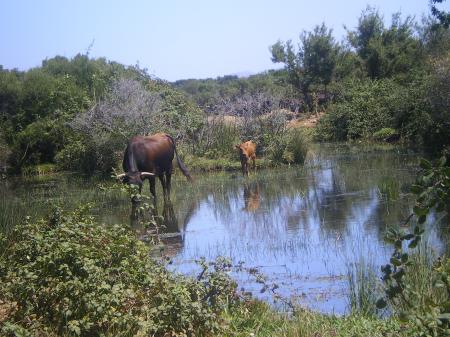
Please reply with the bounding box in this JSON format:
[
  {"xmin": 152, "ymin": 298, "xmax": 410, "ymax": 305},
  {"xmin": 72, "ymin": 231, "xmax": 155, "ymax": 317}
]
[
  {"xmin": 1, "ymin": 2, "xmax": 450, "ymax": 337},
  {"xmin": 1, "ymin": 7, "xmax": 449, "ymax": 173},
  {"xmin": 377, "ymin": 154, "xmax": 450, "ymax": 336},
  {"xmin": 0, "ymin": 205, "xmax": 241, "ymax": 336}
]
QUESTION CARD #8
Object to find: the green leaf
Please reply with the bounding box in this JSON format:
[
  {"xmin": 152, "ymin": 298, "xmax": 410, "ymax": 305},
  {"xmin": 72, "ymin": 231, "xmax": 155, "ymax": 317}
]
[
  {"xmin": 413, "ymin": 206, "xmax": 427, "ymax": 216},
  {"xmin": 410, "ymin": 184, "xmax": 422, "ymax": 194},
  {"xmin": 400, "ymin": 253, "xmax": 409, "ymax": 263},
  {"xmin": 390, "ymin": 257, "xmax": 402, "ymax": 267},
  {"xmin": 409, "ymin": 237, "xmax": 420, "ymax": 249},
  {"xmin": 376, "ymin": 298, "xmax": 387, "ymax": 309},
  {"xmin": 401, "ymin": 234, "xmax": 414, "ymax": 240},
  {"xmin": 414, "ymin": 225, "xmax": 423, "ymax": 235},
  {"xmin": 393, "ymin": 269, "xmax": 405, "ymax": 280},
  {"xmin": 438, "ymin": 313, "xmax": 450, "ymax": 321},
  {"xmin": 399, "ymin": 311, "xmax": 409, "ymax": 322},
  {"xmin": 419, "ymin": 158, "xmax": 432, "ymax": 169}
]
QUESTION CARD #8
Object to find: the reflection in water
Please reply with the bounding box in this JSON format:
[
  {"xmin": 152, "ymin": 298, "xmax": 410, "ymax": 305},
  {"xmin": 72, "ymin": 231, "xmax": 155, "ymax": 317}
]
[
  {"xmin": 129, "ymin": 200, "xmax": 198, "ymax": 258},
  {"xmin": 243, "ymin": 182, "xmax": 260, "ymax": 212},
  {"xmin": 165, "ymin": 144, "xmax": 445, "ymax": 314},
  {"xmin": 3, "ymin": 144, "xmax": 446, "ymax": 315}
]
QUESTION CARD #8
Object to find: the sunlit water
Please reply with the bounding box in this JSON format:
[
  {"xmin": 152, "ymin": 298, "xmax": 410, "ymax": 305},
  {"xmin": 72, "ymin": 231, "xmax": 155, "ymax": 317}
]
[{"xmin": 1, "ymin": 144, "xmax": 446, "ymax": 314}]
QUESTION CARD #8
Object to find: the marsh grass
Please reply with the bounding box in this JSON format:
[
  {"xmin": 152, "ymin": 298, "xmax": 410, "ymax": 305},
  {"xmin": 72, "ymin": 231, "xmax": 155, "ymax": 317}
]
[
  {"xmin": 0, "ymin": 174, "xmax": 128, "ymax": 236},
  {"xmin": 222, "ymin": 300, "xmax": 407, "ymax": 337},
  {"xmin": 391, "ymin": 241, "xmax": 446, "ymax": 315},
  {"xmin": 377, "ymin": 176, "xmax": 400, "ymax": 202},
  {"xmin": 346, "ymin": 257, "xmax": 381, "ymax": 317}
]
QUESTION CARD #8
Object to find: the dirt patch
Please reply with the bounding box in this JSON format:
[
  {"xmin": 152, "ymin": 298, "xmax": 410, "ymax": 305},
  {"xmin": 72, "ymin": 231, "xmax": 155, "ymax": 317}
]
[
  {"xmin": 288, "ymin": 112, "xmax": 324, "ymax": 128},
  {"xmin": 207, "ymin": 115, "xmax": 243, "ymax": 125},
  {"xmin": 0, "ymin": 300, "xmax": 17, "ymax": 323}
]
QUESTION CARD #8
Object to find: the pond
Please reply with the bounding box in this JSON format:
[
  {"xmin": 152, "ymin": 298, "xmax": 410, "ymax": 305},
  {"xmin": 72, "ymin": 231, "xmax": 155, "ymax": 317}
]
[{"xmin": 0, "ymin": 143, "xmax": 445, "ymax": 314}]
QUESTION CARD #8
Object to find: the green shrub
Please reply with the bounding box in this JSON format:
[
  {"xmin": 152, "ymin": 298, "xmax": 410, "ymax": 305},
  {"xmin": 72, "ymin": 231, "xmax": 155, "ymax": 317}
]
[
  {"xmin": 267, "ymin": 127, "xmax": 309, "ymax": 165},
  {"xmin": 372, "ymin": 128, "xmax": 399, "ymax": 142},
  {"xmin": 377, "ymin": 155, "xmax": 450, "ymax": 336},
  {"xmin": 317, "ymin": 79, "xmax": 400, "ymax": 141},
  {"xmin": 21, "ymin": 163, "xmax": 57, "ymax": 176},
  {"xmin": 55, "ymin": 140, "xmax": 97, "ymax": 173},
  {"xmin": 284, "ymin": 128, "xmax": 309, "ymax": 164},
  {"xmin": 0, "ymin": 206, "xmax": 239, "ymax": 336}
]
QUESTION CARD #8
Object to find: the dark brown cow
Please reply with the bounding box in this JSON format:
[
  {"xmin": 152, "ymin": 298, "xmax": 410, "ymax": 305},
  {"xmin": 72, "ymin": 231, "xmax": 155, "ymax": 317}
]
[
  {"xmin": 118, "ymin": 133, "xmax": 192, "ymax": 202},
  {"xmin": 235, "ymin": 140, "xmax": 256, "ymax": 176}
]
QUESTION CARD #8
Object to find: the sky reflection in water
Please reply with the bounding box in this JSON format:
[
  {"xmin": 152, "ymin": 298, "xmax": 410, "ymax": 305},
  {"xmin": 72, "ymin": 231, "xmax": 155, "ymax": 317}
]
[{"xmin": 160, "ymin": 144, "xmax": 444, "ymax": 314}]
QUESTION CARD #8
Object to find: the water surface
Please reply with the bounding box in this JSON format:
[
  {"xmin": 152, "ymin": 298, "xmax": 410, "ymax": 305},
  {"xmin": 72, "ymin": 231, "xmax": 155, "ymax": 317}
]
[{"xmin": 1, "ymin": 144, "xmax": 444, "ymax": 314}]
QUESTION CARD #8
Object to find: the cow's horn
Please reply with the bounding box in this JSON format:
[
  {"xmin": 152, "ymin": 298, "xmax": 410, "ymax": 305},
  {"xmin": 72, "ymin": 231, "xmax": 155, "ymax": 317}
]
[
  {"xmin": 116, "ymin": 173, "xmax": 127, "ymax": 179},
  {"xmin": 140, "ymin": 172, "xmax": 155, "ymax": 178}
]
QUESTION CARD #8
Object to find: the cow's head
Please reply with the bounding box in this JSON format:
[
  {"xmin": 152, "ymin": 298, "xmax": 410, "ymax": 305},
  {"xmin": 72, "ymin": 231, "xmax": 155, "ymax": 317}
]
[
  {"xmin": 117, "ymin": 172, "xmax": 154, "ymax": 188},
  {"xmin": 235, "ymin": 144, "xmax": 249, "ymax": 159}
]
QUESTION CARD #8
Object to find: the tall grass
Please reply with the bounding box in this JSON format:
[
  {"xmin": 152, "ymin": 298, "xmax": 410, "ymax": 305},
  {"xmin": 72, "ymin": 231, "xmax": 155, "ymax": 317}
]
[
  {"xmin": 0, "ymin": 175, "xmax": 128, "ymax": 237},
  {"xmin": 0, "ymin": 194, "xmax": 24, "ymax": 236},
  {"xmin": 346, "ymin": 257, "xmax": 381, "ymax": 317},
  {"xmin": 391, "ymin": 242, "xmax": 446, "ymax": 315},
  {"xmin": 222, "ymin": 300, "xmax": 406, "ymax": 337},
  {"xmin": 191, "ymin": 112, "xmax": 310, "ymax": 167}
]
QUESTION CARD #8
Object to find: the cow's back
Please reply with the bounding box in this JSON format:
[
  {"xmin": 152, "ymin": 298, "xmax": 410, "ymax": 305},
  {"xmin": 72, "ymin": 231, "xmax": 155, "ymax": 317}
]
[
  {"xmin": 242, "ymin": 141, "xmax": 256, "ymax": 158},
  {"xmin": 124, "ymin": 133, "xmax": 174, "ymax": 174}
]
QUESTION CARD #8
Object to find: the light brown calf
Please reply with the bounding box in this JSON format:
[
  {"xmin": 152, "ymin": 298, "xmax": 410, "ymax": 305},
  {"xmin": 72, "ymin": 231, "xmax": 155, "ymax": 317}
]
[
  {"xmin": 235, "ymin": 140, "xmax": 256, "ymax": 176},
  {"xmin": 243, "ymin": 183, "xmax": 260, "ymax": 212}
]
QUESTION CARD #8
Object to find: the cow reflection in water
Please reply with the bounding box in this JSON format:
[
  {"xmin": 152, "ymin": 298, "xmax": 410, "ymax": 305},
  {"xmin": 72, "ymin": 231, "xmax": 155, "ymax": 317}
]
[
  {"xmin": 130, "ymin": 200, "xmax": 197, "ymax": 257},
  {"xmin": 243, "ymin": 182, "xmax": 260, "ymax": 212}
]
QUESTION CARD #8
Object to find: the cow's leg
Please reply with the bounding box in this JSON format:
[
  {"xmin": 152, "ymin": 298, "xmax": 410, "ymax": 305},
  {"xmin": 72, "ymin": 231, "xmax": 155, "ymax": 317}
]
[
  {"xmin": 158, "ymin": 174, "xmax": 167, "ymax": 201},
  {"xmin": 252, "ymin": 156, "xmax": 256, "ymax": 174},
  {"xmin": 165, "ymin": 172, "xmax": 172, "ymax": 201},
  {"xmin": 149, "ymin": 177, "xmax": 157, "ymax": 203},
  {"xmin": 241, "ymin": 159, "xmax": 246, "ymax": 176}
]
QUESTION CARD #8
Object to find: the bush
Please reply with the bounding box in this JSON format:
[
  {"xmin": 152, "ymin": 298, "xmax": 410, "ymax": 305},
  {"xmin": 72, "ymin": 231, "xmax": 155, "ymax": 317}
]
[
  {"xmin": 21, "ymin": 163, "xmax": 57, "ymax": 176},
  {"xmin": 0, "ymin": 206, "xmax": 239, "ymax": 336},
  {"xmin": 372, "ymin": 128, "xmax": 399, "ymax": 142},
  {"xmin": 55, "ymin": 140, "xmax": 97, "ymax": 173},
  {"xmin": 316, "ymin": 79, "xmax": 400, "ymax": 141},
  {"xmin": 284, "ymin": 127, "xmax": 309, "ymax": 164},
  {"xmin": 267, "ymin": 127, "xmax": 309, "ymax": 165},
  {"xmin": 377, "ymin": 155, "xmax": 450, "ymax": 336}
]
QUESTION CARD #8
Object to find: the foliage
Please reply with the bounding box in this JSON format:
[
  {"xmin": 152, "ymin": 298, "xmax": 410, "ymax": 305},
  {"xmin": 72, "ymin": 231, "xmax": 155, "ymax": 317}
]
[
  {"xmin": 279, "ymin": 127, "xmax": 309, "ymax": 165},
  {"xmin": 372, "ymin": 128, "xmax": 399, "ymax": 142},
  {"xmin": 173, "ymin": 71, "xmax": 290, "ymax": 114},
  {"xmin": 0, "ymin": 4, "xmax": 449, "ymax": 173},
  {"xmin": 270, "ymin": 23, "xmax": 339, "ymax": 107},
  {"xmin": 347, "ymin": 7, "xmax": 424, "ymax": 80},
  {"xmin": 422, "ymin": 54, "xmax": 450, "ymax": 153},
  {"xmin": 316, "ymin": 78, "xmax": 399, "ymax": 140},
  {"xmin": 347, "ymin": 258, "xmax": 381, "ymax": 318},
  {"xmin": 0, "ymin": 205, "xmax": 240, "ymax": 336},
  {"xmin": 377, "ymin": 155, "xmax": 450, "ymax": 336},
  {"xmin": 431, "ymin": 0, "xmax": 450, "ymax": 29},
  {"xmin": 54, "ymin": 140, "xmax": 98, "ymax": 173},
  {"xmin": 413, "ymin": 156, "xmax": 450, "ymax": 215},
  {"xmin": 223, "ymin": 300, "xmax": 407, "ymax": 337}
]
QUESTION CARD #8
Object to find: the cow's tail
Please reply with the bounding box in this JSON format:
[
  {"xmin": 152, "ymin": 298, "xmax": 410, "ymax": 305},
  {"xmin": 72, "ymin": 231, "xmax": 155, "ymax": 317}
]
[{"xmin": 166, "ymin": 134, "xmax": 193, "ymax": 182}]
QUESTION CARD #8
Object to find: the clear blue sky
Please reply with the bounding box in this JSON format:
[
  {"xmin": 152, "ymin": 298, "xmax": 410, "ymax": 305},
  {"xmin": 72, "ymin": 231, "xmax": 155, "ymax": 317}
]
[{"xmin": 1, "ymin": 0, "xmax": 447, "ymax": 81}]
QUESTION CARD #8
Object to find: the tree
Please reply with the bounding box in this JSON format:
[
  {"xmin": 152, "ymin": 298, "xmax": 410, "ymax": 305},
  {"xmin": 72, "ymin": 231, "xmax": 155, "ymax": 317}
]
[
  {"xmin": 347, "ymin": 8, "xmax": 423, "ymax": 79},
  {"xmin": 72, "ymin": 77, "xmax": 161, "ymax": 141},
  {"xmin": 431, "ymin": 0, "xmax": 450, "ymax": 29},
  {"xmin": 270, "ymin": 23, "xmax": 339, "ymax": 108}
]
